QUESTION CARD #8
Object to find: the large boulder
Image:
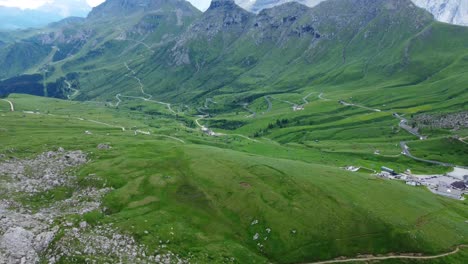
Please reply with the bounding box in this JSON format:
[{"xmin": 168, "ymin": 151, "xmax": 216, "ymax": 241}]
[{"xmin": 0, "ymin": 227, "xmax": 38, "ymax": 263}]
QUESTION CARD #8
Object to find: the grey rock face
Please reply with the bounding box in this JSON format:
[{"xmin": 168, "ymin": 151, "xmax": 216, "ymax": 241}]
[{"xmin": 412, "ymin": 0, "xmax": 468, "ymax": 26}]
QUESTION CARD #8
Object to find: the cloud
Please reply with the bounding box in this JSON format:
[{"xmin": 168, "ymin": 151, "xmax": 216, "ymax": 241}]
[
  {"xmin": 0, "ymin": 0, "xmax": 212, "ymax": 12},
  {"xmin": 188, "ymin": 0, "xmax": 211, "ymax": 11},
  {"xmin": 86, "ymin": 0, "xmax": 105, "ymax": 7},
  {"xmin": 0, "ymin": 0, "xmax": 53, "ymax": 9}
]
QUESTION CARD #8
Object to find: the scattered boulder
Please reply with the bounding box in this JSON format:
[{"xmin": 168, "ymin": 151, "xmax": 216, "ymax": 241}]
[
  {"xmin": 34, "ymin": 228, "xmax": 58, "ymax": 252},
  {"xmin": 97, "ymin": 143, "xmax": 112, "ymax": 150},
  {"xmin": 79, "ymin": 221, "xmax": 88, "ymax": 229}
]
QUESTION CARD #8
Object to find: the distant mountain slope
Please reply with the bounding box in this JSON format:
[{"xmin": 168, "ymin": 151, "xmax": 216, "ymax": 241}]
[
  {"xmin": 0, "ymin": 0, "xmax": 91, "ymax": 30},
  {"xmin": 0, "ymin": 7, "xmax": 63, "ymax": 30}
]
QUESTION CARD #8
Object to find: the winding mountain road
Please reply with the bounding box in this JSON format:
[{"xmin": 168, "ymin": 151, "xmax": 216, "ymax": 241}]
[
  {"xmin": 242, "ymin": 103, "xmax": 256, "ymax": 118},
  {"xmin": 264, "ymin": 96, "xmax": 273, "ymax": 113},
  {"xmin": 304, "ymin": 245, "xmax": 467, "ymax": 264},
  {"xmin": 400, "ymin": 141, "xmax": 467, "ymax": 169},
  {"xmin": 65, "ymin": 80, "xmax": 80, "ymax": 100},
  {"xmin": 393, "ymin": 113, "xmax": 427, "ymax": 140},
  {"xmin": 1, "ymin": 99, "xmax": 14, "ymax": 112}
]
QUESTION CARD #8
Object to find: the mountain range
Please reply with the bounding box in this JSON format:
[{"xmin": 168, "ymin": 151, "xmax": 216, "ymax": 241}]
[
  {"xmin": 236, "ymin": 0, "xmax": 468, "ymax": 26},
  {"xmin": 0, "ymin": 0, "xmax": 466, "ymax": 103}
]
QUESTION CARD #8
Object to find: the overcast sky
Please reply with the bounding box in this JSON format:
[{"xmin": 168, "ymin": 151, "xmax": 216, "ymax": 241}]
[{"xmin": 0, "ymin": 0, "xmax": 212, "ymax": 11}]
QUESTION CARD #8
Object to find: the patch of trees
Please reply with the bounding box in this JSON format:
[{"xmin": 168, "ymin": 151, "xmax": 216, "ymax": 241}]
[
  {"xmin": 253, "ymin": 118, "xmax": 290, "ymax": 137},
  {"xmin": 208, "ymin": 119, "xmax": 246, "ymax": 130}
]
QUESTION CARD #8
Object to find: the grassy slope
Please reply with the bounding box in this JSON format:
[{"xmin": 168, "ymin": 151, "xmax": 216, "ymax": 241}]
[{"xmin": 1, "ymin": 94, "xmax": 467, "ymax": 263}]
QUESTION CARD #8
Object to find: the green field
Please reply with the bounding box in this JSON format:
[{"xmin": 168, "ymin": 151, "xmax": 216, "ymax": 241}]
[
  {"xmin": 1, "ymin": 94, "xmax": 467, "ymax": 263},
  {"xmin": 1, "ymin": 0, "xmax": 468, "ymax": 262}
]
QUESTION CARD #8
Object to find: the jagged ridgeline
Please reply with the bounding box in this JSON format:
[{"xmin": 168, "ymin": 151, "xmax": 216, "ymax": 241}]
[{"xmin": 0, "ymin": 0, "xmax": 467, "ymax": 103}]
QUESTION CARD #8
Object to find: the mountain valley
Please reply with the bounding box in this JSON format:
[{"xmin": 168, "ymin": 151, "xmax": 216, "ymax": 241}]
[{"xmin": 0, "ymin": 0, "xmax": 467, "ymax": 263}]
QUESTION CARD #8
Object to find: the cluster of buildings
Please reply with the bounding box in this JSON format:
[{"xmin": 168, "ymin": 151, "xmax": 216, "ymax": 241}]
[{"xmin": 376, "ymin": 166, "xmax": 467, "ymax": 200}]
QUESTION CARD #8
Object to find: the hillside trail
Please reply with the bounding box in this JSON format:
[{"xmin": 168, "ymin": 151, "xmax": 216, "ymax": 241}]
[
  {"xmin": 1, "ymin": 99, "xmax": 14, "ymax": 112},
  {"xmin": 303, "ymin": 245, "xmax": 467, "ymax": 264}
]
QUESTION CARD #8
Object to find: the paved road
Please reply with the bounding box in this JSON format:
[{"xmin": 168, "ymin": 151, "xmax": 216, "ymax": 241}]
[
  {"xmin": 400, "ymin": 141, "xmax": 468, "ymax": 169},
  {"xmin": 304, "ymin": 245, "xmax": 466, "ymax": 264},
  {"xmin": 393, "ymin": 113, "xmax": 426, "ymax": 140},
  {"xmin": 1, "ymin": 99, "xmax": 14, "ymax": 112}
]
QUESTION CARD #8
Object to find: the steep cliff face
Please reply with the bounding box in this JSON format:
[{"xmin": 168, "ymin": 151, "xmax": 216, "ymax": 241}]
[
  {"xmin": 411, "ymin": 0, "xmax": 468, "ymax": 26},
  {"xmin": 236, "ymin": 0, "xmax": 468, "ymax": 26}
]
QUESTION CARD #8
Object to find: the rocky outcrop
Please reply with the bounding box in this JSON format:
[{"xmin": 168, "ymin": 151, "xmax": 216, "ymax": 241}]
[{"xmin": 0, "ymin": 149, "xmax": 188, "ymax": 263}]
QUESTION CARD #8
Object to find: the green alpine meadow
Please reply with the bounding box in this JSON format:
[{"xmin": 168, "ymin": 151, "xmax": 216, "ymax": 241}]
[{"xmin": 0, "ymin": 0, "xmax": 467, "ymax": 263}]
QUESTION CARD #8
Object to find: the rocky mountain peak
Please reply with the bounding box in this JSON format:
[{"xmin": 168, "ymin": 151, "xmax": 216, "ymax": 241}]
[
  {"xmin": 209, "ymin": 0, "xmax": 240, "ymax": 10},
  {"xmin": 412, "ymin": 0, "xmax": 468, "ymax": 26}
]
